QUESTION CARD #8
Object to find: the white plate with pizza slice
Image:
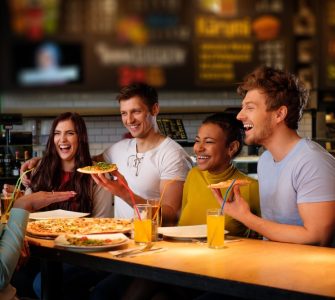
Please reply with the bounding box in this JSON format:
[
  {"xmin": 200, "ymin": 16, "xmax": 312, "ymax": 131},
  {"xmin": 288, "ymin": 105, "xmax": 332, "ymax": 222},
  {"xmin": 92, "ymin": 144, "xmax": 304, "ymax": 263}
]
[
  {"xmin": 54, "ymin": 233, "xmax": 129, "ymax": 252},
  {"xmin": 29, "ymin": 209, "xmax": 90, "ymax": 220}
]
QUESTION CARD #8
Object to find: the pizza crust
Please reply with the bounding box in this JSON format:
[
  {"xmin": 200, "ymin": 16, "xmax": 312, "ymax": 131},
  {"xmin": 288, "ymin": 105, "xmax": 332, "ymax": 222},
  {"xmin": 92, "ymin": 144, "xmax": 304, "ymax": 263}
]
[{"xmin": 208, "ymin": 179, "xmax": 251, "ymax": 189}]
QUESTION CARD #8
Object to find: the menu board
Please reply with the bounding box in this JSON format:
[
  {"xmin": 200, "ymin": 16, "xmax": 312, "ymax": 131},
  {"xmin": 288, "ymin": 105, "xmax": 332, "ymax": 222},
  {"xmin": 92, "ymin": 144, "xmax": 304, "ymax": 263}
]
[
  {"xmin": 193, "ymin": 0, "xmax": 289, "ymax": 88},
  {"xmin": 5, "ymin": 0, "xmax": 293, "ymax": 91},
  {"xmin": 320, "ymin": 0, "xmax": 335, "ymax": 90},
  {"xmin": 157, "ymin": 118, "xmax": 188, "ymax": 140}
]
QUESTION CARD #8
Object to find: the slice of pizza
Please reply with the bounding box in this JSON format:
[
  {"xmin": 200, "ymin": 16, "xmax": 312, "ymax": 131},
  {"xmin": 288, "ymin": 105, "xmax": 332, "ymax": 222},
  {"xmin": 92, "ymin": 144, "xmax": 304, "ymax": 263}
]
[
  {"xmin": 64, "ymin": 235, "xmax": 124, "ymax": 247},
  {"xmin": 208, "ymin": 179, "xmax": 251, "ymax": 189},
  {"xmin": 77, "ymin": 162, "xmax": 118, "ymax": 174}
]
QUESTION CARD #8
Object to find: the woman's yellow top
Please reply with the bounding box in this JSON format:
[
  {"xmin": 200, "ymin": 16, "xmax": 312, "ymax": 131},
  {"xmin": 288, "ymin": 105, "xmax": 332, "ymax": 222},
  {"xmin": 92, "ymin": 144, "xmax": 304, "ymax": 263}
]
[{"xmin": 178, "ymin": 164, "xmax": 260, "ymax": 237}]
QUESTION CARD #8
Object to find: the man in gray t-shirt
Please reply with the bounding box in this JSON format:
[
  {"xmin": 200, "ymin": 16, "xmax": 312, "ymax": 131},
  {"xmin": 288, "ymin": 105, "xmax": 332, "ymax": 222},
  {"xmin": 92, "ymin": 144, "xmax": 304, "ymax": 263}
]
[
  {"xmin": 258, "ymin": 139, "xmax": 335, "ymax": 227},
  {"xmin": 212, "ymin": 66, "xmax": 335, "ymax": 246}
]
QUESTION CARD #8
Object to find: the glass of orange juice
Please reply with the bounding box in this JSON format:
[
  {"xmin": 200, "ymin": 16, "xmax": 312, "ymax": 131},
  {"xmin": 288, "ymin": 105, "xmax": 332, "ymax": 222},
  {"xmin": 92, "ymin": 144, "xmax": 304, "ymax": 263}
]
[
  {"xmin": 134, "ymin": 204, "xmax": 152, "ymax": 245},
  {"xmin": 207, "ymin": 208, "xmax": 225, "ymax": 249}
]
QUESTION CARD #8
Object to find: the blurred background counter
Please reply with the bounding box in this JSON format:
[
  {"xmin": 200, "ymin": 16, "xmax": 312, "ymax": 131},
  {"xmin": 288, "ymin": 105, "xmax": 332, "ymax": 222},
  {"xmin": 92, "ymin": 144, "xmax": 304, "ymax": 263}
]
[{"xmin": 0, "ymin": 0, "xmax": 335, "ymax": 180}]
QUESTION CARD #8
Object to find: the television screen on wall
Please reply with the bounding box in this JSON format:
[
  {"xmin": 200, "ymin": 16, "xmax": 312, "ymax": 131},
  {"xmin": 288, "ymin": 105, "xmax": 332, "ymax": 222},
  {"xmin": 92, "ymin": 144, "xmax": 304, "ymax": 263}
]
[{"xmin": 11, "ymin": 41, "xmax": 83, "ymax": 89}]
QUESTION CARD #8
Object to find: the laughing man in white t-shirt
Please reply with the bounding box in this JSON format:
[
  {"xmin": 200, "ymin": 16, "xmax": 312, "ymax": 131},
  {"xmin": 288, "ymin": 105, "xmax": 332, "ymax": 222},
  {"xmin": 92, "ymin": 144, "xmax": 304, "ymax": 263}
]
[{"xmin": 92, "ymin": 83, "xmax": 192, "ymax": 225}]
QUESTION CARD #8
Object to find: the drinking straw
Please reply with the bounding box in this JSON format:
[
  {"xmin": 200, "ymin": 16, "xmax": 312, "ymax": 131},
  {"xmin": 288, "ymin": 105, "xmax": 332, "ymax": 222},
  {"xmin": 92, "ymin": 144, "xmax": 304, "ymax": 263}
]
[
  {"xmin": 152, "ymin": 177, "xmax": 179, "ymax": 221},
  {"xmin": 118, "ymin": 177, "xmax": 154, "ymax": 242},
  {"xmin": 219, "ymin": 179, "xmax": 236, "ymax": 215},
  {"xmin": 208, "ymin": 179, "xmax": 236, "ymax": 246},
  {"xmin": 118, "ymin": 177, "xmax": 141, "ymax": 220},
  {"xmin": 5, "ymin": 168, "xmax": 34, "ymax": 216}
]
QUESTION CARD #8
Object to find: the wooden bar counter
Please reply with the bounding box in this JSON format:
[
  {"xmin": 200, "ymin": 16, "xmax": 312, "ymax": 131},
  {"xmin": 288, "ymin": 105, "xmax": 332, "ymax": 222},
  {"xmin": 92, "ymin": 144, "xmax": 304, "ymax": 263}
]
[{"xmin": 28, "ymin": 237, "xmax": 335, "ymax": 300}]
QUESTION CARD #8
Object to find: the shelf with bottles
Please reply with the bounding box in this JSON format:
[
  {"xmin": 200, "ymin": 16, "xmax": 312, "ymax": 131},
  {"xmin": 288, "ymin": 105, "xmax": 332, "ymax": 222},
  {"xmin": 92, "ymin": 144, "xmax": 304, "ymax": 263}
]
[
  {"xmin": 0, "ymin": 146, "xmax": 32, "ymax": 159},
  {"xmin": 0, "ymin": 147, "xmax": 32, "ymax": 180}
]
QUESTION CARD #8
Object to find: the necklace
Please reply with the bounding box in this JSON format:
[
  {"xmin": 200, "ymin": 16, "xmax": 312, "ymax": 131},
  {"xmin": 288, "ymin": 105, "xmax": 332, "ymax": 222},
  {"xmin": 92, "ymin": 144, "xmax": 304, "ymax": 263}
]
[
  {"xmin": 132, "ymin": 152, "xmax": 145, "ymax": 176},
  {"xmin": 127, "ymin": 151, "xmax": 145, "ymax": 176}
]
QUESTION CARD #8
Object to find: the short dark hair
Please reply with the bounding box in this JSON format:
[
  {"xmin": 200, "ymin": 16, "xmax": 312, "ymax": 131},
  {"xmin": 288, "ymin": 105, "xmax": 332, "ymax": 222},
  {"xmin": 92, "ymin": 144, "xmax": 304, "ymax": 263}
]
[
  {"xmin": 237, "ymin": 66, "xmax": 309, "ymax": 130},
  {"xmin": 202, "ymin": 113, "xmax": 244, "ymax": 159},
  {"xmin": 116, "ymin": 83, "xmax": 158, "ymax": 112}
]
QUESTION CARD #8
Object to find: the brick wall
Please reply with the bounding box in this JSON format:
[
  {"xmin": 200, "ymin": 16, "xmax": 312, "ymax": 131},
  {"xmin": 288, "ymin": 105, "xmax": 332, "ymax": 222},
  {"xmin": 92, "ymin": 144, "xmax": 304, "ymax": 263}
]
[{"xmin": 12, "ymin": 112, "xmax": 313, "ymax": 157}]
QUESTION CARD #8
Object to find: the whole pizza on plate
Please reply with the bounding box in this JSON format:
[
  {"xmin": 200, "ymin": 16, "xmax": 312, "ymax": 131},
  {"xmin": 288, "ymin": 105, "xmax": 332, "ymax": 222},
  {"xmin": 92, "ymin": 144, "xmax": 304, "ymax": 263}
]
[{"xmin": 26, "ymin": 218, "xmax": 132, "ymax": 238}]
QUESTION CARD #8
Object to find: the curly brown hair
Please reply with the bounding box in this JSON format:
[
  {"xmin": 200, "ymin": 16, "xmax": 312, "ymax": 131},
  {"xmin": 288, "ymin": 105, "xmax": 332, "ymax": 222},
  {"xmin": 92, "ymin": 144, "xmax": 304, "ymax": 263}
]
[
  {"xmin": 237, "ymin": 66, "xmax": 309, "ymax": 130},
  {"xmin": 30, "ymin": 112, "xmax": 94, "ymax": 213}
]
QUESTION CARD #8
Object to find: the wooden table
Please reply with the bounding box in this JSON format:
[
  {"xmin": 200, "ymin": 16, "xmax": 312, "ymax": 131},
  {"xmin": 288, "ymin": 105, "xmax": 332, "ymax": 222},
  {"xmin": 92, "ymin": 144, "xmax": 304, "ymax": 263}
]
[{"xmin": 28, "ymin": 237, "xmax": 335, "ymax": 300}]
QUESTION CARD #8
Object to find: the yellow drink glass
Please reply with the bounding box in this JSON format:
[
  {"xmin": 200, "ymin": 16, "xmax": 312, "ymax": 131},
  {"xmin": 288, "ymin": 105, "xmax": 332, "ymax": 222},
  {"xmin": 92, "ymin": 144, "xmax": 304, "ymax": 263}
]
[
  {"xmin": 134, "ymin": 204, "xmax": 152, "ymax": 245},
  {"xmin": 207, "ymin": 209, "xmax": 225, "ymax": 249}
]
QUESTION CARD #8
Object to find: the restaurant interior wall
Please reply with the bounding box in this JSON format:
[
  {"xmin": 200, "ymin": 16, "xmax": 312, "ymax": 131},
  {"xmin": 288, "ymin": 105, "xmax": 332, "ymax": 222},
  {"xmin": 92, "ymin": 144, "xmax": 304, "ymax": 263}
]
[
  {"xmin": 1, "ymin": 0, "xmax": 296, "ymax": 93},
  {"xmin": 9, "ymin": 112, "xmax": 312, "ymax": 159},
  {"xmin": 0, "ymin": 0, "xmax": 326, "ymax": 155}
]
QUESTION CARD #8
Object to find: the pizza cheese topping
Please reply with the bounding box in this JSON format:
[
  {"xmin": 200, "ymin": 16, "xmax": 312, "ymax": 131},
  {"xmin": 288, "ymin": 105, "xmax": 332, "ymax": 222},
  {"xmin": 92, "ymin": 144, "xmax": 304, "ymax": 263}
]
[{"xmin": 65, "ymin": 236, "xmax": 124, "ymax": 247}]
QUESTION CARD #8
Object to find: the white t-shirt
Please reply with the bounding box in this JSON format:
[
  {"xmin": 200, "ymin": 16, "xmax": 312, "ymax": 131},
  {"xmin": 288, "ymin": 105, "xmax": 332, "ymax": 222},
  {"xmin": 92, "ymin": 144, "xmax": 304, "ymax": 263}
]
[
  {"xmin": 103, "ymin": 137, "xmax": 192, "ymax": 219},
  {"xmin": 258, "ymin": 139, "xmax": 335, "ymax": 226}
]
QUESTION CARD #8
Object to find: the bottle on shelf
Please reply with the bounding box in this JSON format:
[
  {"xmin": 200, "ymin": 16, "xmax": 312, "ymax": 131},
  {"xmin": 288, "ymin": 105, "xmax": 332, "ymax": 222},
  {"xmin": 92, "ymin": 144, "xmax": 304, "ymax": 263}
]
[
  {"xmin": 24, "ymin": 150, "xmax": 30, "ymax": 162},
  {"xmin": 4, "ymin": 153, "xmax": 13, "ymax": 177},
  {"xmin": 11, "ymin": 150, "xmax": 21, "ymax": 178}
]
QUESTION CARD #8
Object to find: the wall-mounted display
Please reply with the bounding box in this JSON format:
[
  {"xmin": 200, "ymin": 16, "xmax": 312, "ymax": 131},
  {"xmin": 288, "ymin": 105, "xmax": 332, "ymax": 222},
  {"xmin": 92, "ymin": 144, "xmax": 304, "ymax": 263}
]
[
  {"xmin": 12, "ymin": 41, "xmax": 83, "ymax": 87},
  {"xmin": 2, "ymin": 0, "xmax": 294, "ymax": 92}
]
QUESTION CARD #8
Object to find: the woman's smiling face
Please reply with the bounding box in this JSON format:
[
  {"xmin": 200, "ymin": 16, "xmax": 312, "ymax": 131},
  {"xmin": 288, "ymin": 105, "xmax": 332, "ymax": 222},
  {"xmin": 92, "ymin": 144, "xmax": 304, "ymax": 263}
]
[
  {"xmin": 53, "ymin": 119, "xmax": 78, "ymax": 164},
  {"xmin": 193, "ymin": 123, "xmax": 233, "ymax": 174}
]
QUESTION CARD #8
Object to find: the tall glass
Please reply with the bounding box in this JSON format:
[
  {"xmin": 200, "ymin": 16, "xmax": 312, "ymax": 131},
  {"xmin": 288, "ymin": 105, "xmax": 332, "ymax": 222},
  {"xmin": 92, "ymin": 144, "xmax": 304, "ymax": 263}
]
[
  {"xmin": 150, "ymin": 199, "xmax": 162, "ymax": 241},
  {"xmin": 134, "ymin": 204, "xmax": 152, "ymax": 245},
  {"xmin": 1, "ymin": 194, "xmax": 12, "ymax": 223},
  {"xmin": 207, "ymin": 209, "xmax": 225, "ymax": 249}
]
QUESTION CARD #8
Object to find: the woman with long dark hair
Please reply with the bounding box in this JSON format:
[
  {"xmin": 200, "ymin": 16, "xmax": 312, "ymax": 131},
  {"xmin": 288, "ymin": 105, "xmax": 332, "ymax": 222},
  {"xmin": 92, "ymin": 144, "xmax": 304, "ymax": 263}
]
[
  {"xmin": 13, "ymin": 112, "xmax": 112, "ymax": 299},
  {"xmin": 27, "ymin": 112, "xmax": 112, "ymax": 216}
]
